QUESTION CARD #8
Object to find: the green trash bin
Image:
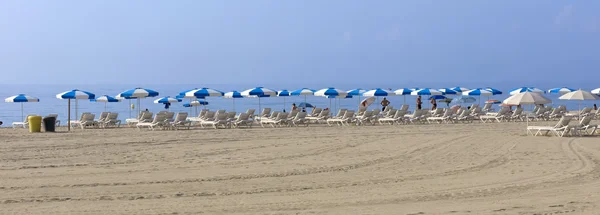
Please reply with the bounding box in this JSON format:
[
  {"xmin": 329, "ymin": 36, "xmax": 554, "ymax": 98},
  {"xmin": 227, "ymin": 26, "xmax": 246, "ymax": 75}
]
[{"xmin": 28, "ymin": 116, "xmax": 42, "ymax": 133}]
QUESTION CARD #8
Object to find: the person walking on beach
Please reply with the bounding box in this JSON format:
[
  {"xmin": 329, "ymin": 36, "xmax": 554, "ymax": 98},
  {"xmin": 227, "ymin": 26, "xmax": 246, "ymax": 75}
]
[
  {"xmin": 381, "ymin": 97, "xmax": 390, "ymax": 111},
  {"xmin": 430, "ymin": 97, "xmax": 437, "ymax": 110},
  {"xmin": 416, "ymin": 96, "xmax": 422, "ymax": 110}
]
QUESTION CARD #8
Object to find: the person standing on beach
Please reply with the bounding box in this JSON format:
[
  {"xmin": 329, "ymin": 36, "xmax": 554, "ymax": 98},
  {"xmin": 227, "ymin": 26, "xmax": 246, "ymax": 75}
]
[
  {"xmin": 430, "ymin": 97, "xmax": 437, "ymax": 110},
  {"xmin": 416, "ymin": 96, "xmax": 422, "ymax": 110},
  {"xmin": 381, "ymin": 97, "xmax": 390, "ymax": 111}
]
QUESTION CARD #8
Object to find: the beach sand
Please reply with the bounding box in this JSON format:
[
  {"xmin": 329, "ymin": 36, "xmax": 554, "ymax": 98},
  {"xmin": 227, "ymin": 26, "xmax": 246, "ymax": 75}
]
[{"xmin": 1, "ymin": 122, "xmax": 600, "ymax": 214}]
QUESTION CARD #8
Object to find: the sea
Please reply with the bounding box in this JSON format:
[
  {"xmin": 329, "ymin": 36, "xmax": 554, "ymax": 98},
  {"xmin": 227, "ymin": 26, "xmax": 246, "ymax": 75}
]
[{"xmin": 0, "ymin": 83, "xmax": 598, "ymax": 126}]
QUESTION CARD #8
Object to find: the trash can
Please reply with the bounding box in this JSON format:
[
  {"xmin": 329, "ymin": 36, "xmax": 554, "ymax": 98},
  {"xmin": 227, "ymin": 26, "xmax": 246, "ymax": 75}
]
[
  {"xmin": 43, "ymin": 116, "xmax": 56, "ymax": 132},
  {"xmin": 28, "ymin": 116, "xmax": 42, "ymax": 133}
]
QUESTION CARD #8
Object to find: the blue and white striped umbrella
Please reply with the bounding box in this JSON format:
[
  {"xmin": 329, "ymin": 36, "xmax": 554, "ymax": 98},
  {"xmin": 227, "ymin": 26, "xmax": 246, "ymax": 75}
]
[
  {"xmin": 547, "ymin": 87, "xmax": 576, "ymax": 95},
  {"xmin": 241, "ymin": 87, "xmax": 277, "ymax": 115},
  {"xmin": 483, "ymin": 87, "xmax": 503, "ymax": 95},
  {"xmin": 592, "ymin": 88, "xmax": 600, "ymax": 95},
  {"xmin": 315, "ymin": 88, "xmax": 348, "ymax": 111},
  {"xmin": 462, "ymin": 88, "xmax": 493, "ymax": 96},
  {"xmin": 315, "ymin": 87, "xmax": 347, "ymax": 97},
  {"xmin": 450, "ymin": 87, "xmax": 470, "ymax": 93},
  {"xmin": 291, "ymin": 88, "xmax": 315, "ymax": 96},
  {"xmin": 56, "ymin": 89, "xmax": 96, "ymax": 131},
  {"xmin": 347, "ymin": 88, "xmax": 366, "ymax": 106},
  {"xmin": 509, "ymin": 87, "xmax": 544, "ymax": 95},
  {"xmin": 326, "ymin": 95, "xmax": 353, "ymax": 99},
  {"xmin": 57, "ymin": 89, "xmax": 96, "ymax": 100},
  {"xmin": 153, "ymin": 96, "xmax": 181, "ymax": 104},
  {"xmin": 241, "ymin": 87, "xmax": 278, "ymax": 97},
  {"xmin": 5, "ymin": 94, "xmax": 40, "ymax": 103},
  {"xmin": 278, "ymin": 90, "xmax": 291, "ymax": 97},
  {"xmin": 183, "ymin": 88, "xmax": 224, "ymax": 98},
  {"xmin": 118, "ymin": 87, "xmax": 159, "ymax": 98},
  {"xmin": 184, "ymin": 99, "xmax": 209, "ymax": 107},
  {"xmin": 347, "ymin": 88, "xmax": 366, "ymax": 96},
  {"xmin": 410, "ymin": 88, "xmax": 443, "ymax": 96},
  {"xmin": 438, "ymin": 88, "xmax": 458, "ymax": 95},
  {"xmin": 393, "ymin": 88, "xmax": 414, "ymax": 95},
  {"xmin": 91, "ymin": 95, "xmax": 121, "ymax": 111},
  {"xmin": 224, "ymin": 91, "xmax": 243, "ymax": 98},
  {"xmin": 363, "ymin": 88, "xmax": 395, "ymax": 97},
  {"xmin": 5, "ymin": 94, "xmax": 40, "ymax": 122},
  {"xmin": 92, "ymin": 95, "xmax": 121, "ymax": 103}
]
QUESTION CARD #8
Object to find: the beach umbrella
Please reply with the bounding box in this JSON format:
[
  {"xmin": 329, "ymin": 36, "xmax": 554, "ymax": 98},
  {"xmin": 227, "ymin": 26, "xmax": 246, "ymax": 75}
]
[
  {"xmin": 360, "ymin": 97, "xmax": 376, "ymax": 108},
  {"xmin": 315, "ymin": 87, "xmax": 347, "ymax": 111},
  {"xmin": 298, "ymin": 102, "xmax": 314, "ymax": 108},
  {"xmin": 503, "ymin": 92, "xmax": 552, "ymax": 134},
  {"xmin": 486, "ymin": 99, "xmax": 501, "ymax": 104},
  {"xmin": 363, "ymin": 88, "xmax": 395, "ymax": 110},
  {"xmin": 183, "ymin": 99, "xmax": 209, "ymax": 116},
  {"xmin": 410, "ymin": 88, "xmax": 443, "ymax": 96},
  {"xmin": 483, "ymin": 87, "xmax": 503, "ymax": 95},
  {"xmin": 592, "ymin": 88, "xmax": 600, "ymax": 95},
  {"xmin": 91, "ymin": 95, "xmax": 121, "ymax": 112},
  {"xmin": 291, "ymin": 88, "xmax": 316, "ymax": 105},
  {"xmin": 56, "ymin": 89, "xmax": 95, "ymax": 131},
  {"xmin": 241, "ymin": 87, "xmax": 277, "ymax": 117},
  {"xmin": 559, "ymin": 90, "xmax": 600, "ymax": 118},
  {"xmin": 547, "ymin": 87, "xmax": 576, "ymax": 95},
  {"xmin": 117, "ymin": 87, "xmax": 159, "ymax": 117},
  {"xmin": 224, "ymin": 91, "xmax": 243, "ymax": 112},
  {"xmin": 182, "ymin": 88, "xmax": 224, "ymax": 98},
  {"xmin": 438, "ymin": 88, "xmax": 458, "ymax": 95},
  {"xmin": 450, "ymin": 87, "xmax": 470, "ymax": 93},
  {"xmin": 4, "ymin": 94, "xmax": 40, "ymax": 122},
  {"xmin": 429, "ymin": 95, "xmax": 447, "ymax": 100},
  {"xmin": 509, "ymin": 87, "xmax": 544, "ymax": 95},
  {"xmin": 347, "ymin": 88, "xmax": 366, "ymax": 107},
  {"xmin": 463, "ymin": 88, "xmax": 493, "ymax": 105},
  {"xmin": 393, "ymin": 88, "xmax": 415, "ymax": 104},
  {"xmin": 278, "ymin": 90, "xmax": 292, "ymax": 112},
  {"xmin": 154, "ymin": 96, "xmax": 181, "ymax": 110},
  {"xmin": 452, "ymin": 95, "xmax": 477, "ymax": 104}
]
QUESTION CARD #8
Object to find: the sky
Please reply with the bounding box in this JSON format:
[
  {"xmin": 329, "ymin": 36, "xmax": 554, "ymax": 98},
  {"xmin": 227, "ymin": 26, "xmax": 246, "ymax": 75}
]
[{"xmin": 0, "ymin": 0, "xmax": 599, "ymax": 87}]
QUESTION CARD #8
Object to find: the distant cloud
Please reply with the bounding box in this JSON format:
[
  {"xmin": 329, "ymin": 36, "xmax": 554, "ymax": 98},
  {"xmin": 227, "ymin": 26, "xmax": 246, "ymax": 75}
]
[{"xmin": 554, "ymin": 5, "xmax": 574, "ymax": 25}]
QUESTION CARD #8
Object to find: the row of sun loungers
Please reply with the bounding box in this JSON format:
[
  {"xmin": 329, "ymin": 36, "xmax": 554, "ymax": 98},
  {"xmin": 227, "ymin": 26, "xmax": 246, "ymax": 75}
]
[{"xmin": 527, "ymin": 115, "xmax": 598, "ymax": 137}]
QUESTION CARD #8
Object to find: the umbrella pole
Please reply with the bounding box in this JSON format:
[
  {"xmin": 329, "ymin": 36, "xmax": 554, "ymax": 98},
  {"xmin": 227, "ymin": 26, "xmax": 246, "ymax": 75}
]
[
  {"xmin": 137, "ymin": 98, "xmax": 141, "ymax": 116},
  {"xmin": 284, "ymin": 97, "xmax": 286, "ymax": 112},
  {"xmin": 403, "ymin": 95, "xmax": 406, "ymax": 104},
  {"xmin": 68, "ymin": 99, "xmax": 71, "ymax": 131},
  {"xmin": 189, "ymin": 99, "xmax": 193, "ymax": 116},
  {"xmin": 128, "ymin": 100, "xmax": 132, "ymax": 118},
  {"xmin": 75, "ymin": 99, "xmax": 78, "ymax": 121},
  {"xmin": 304, "ymin": 95, "xmax": 307, "ymax": 106},
  {"xmin": 258, "ymin": 97, "xmax": 261, "ymax": 120},
  {"xmin": 233, "ymin": 98, "xmax": 236, "ymax": 112},
  {"xmin": 104, "ymin": 102, "xmax": 107, "ymax": 112},
  {"xmin": 21, "ymin": 103, "xmax": 24, "ymax": 122}
]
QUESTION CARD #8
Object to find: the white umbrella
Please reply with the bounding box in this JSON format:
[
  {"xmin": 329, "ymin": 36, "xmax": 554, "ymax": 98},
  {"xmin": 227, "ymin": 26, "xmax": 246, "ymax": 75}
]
[
  {"xmin": 559, "ymin": 90, "xmax": 599, "ymax": 118},
  {"xmin": 503, "ymin": 92, "xmax": 552, "ymax": 134}
]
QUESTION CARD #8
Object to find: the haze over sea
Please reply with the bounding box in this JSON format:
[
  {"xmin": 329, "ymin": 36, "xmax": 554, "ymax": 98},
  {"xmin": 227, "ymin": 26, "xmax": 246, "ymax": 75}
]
[{"xmin": 1, "ymin": 81, "xmax": 598, "ymax": 125}]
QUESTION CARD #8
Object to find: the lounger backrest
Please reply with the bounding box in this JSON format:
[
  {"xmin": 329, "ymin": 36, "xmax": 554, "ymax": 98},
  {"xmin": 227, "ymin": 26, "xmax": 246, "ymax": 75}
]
[
  {"xmin": 343, "ymin": 111, "xmax": 354, "ymax": 119},
  {"xmin": 199, "ymin": 109, "xmax": 208, "ymax": 118},
  {"xmin": 320, "ymin": 109, "xmax": 330, "ymax": 117},
  {"xmin": 433, "ymin": 108, "xmax": 443, "ymax": 116},
  {"xmin": 261, "ymin": 108, "xmax": 271, "ymax": 117},
  {"xmin": 289, "ymin": 110, "xmax": 299, "ymax": 117},
  {"xmin": 554, "ymin": 116, "xmax": 573, "ymax": 128},
  {"xmin": 107, "ymin": 112, "xmax": 119, "ymax": 120},
  {"xmin": 471, "ymin": 104, "xmax": 480, "ymax": 109},
  {"xmin": 227, "ymin": 112, "xmax": 236, "ymax": 119},
  {"xmin": 99, "ymin": 112, "xmax": 109, "ymax": 120},
  {"xmin": 363, "ymin": 111, "xmax": 373, "ymax": 118},
  {"xmin": 400, "ymin": 104, "xmax": 409, "ymax": 111},
  {"xmin": 335, "ymin": 110, "xmax": 345, "ymax": 118},
  {"xmin": 204, "ymin": 111, "xmax": 215, "ymax": 119},
  {"xmin": 579, "ymin": 116, "xmax": 593, "ymax": 126},
  {"xmin": 532, "ymin": 106, "xmax": 540, "ymax": 113},
  {"xmin": 216, "ymin": 113, "xmax": 228, "ymax": 121},
  {"xmin": 238, "ymin": 113, "xmax": 249, "ymax": 121},
  {"xmin": 387, "ymin": 109, "xmax": 397, "ymax": 117},
  {"xmin": 270, "ymin": 111, "xmax": 281, "ymax": 118},
  {"xmin": 246, "ymin": 109, "xmax": 255, "ymax": 116},
  {"xmin": 174, "ymin": 112, "xmax": 188, "ymax": 122},
  {"xmin": 482, "ymin": 103, "xmax": 492, "ymax": 111},
  {"xmin": 443, "ymin": 109, "xmax": 453, "ymax": 117},
  {"xmin": 581, "ymin": 107, "xmax": 592, "ymax": 114}
]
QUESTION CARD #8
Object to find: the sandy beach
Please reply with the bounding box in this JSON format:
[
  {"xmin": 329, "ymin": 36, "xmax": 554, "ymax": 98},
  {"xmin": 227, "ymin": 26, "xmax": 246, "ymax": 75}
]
[{"xmin": 1, "ymin": 122, "xmax": 600, "ymax": 214}]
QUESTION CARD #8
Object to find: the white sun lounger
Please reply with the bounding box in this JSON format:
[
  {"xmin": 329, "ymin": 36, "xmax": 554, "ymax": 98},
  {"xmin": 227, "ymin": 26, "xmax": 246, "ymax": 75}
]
[{"xmin": 527, "ymin": 116, "xmax": 573, "ymax": 137}]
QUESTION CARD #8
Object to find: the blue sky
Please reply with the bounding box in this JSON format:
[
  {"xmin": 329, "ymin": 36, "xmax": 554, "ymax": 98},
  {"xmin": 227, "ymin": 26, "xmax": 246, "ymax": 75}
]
[{"xmin": 1, "ymin": 0, "xmax": 599, "ymax": 86}]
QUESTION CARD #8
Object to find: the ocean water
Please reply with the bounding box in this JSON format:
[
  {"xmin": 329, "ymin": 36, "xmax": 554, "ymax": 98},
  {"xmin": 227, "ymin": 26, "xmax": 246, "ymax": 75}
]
[{"xmin": 0, "ymin": 84, "xmax": 598, "ymax": 126}]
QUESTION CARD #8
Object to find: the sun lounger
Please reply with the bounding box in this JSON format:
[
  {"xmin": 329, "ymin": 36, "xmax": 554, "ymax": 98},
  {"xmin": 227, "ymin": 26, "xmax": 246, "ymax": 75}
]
[
  {"xmin": 404, "ymin": 109, "xmax": 425, "ymax": 123},
  {"xmin": 379, "ymin": 110, "xmax": 406, "ymax": 125},
  {"xmin": 136, "ymin": 113, "xmax": 167, "ymax": 130},
  {"xmin": 355, "ymin": 111, "xmax": 373, "ymax": 126},
  {"xmin": 232, "ymin": 113, "xmax": 253, "ymax": 128},
  {"xmin": 290, "ymin": 112, "xmax": 308, "ymax": 127},
  {"xmin": 260, "ymin": 112, "xmax": 289, "ymax": 127},
  {"xmin": 12, "ymin": 114, "xmax": 36, "ymax": 129},
  {"xmin": 306, "ymin": 109, "xmax": 330, "ymax": 123},
  {"xmin": 101, "ymin": 112, "xmax": 121, "ymax": 128},
  {"xmin": 326, "ymin": 111, "xmax": 354, "ymax": 126},
  {"xmin": 427, "ymin": 109, "xmax": 454, "ymax": 124},
  {"xmin": 527, "ymin": 116, "xmax": 573, "ymax": 137},
  {"xmin": 200, "ymin": 112, "xmax": 229, "ymax": 129},
  {"xmin": 572, "ymin": 116, "xmax": 597, "ymax": 135},
  {"xmin": 480, "ymin": 108, "xmax": 509, "ymax": 123},
  {"xmin": 72, "ymin": 113, "xmax": 97, "ymax": 129}
]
